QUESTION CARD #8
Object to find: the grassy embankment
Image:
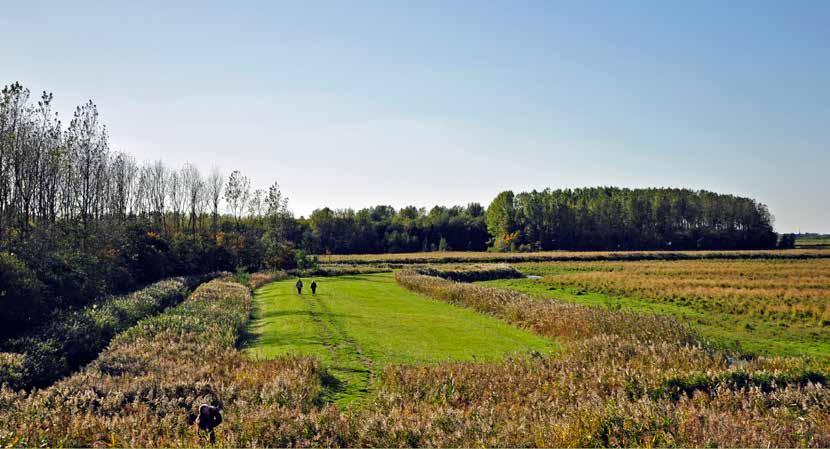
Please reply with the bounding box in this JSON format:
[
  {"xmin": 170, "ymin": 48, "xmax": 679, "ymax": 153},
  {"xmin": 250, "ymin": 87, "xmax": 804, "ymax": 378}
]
[
  {"xmin": 483, "ymin": 258, "xmax": 830, "ymax": 360},
  {"xmin": 244, "ymin": 273, "xmax": 555, "ymax": 405}
]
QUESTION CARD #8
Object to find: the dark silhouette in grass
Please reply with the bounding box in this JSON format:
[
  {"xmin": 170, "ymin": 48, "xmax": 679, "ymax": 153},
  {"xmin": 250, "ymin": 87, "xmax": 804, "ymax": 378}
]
[{"xmin": 193, "ymin": 404, "xmax": 222, "ymax": 443}]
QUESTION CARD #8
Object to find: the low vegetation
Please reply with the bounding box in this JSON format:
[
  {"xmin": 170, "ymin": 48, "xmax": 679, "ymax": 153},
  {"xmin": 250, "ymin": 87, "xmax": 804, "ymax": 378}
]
[
  {"xmin": 320, "ymin": 248, "xmax": 830, "ymax": 265},
  {"xmin": 411, "ymin": 263, "xmax": 524, "ymax": 282},
  {"xmin": 797, "ymin": 234, "xmax": 830, "ymax": 250},
  {"xmin": 485, "ymin": 258, "xmax": 830, "ymax": 358},
  {"xmin": 395, "ymin": 270, "xmax": 698, "ymax": 345},
  {"xmin": 389, "ymin": 271, "xmax": 830, "ymax": 447},
  {"xmin": 1, "ymin": 271, "xmax": 828, "ymax": 447},
  {"xmin": 0, "ymin": 275, "xmax": 213, "ymax": 390},
  {"xmin": 294, "ymin": 263, "xmax": 393, "ymax": 278},
  {"xmin": 0, "ymin": 278, "xmax": 327, "ymax": 447},
  {"xmin": 245, "ymin": 273, "xmax": 552, "ymax": 405}
]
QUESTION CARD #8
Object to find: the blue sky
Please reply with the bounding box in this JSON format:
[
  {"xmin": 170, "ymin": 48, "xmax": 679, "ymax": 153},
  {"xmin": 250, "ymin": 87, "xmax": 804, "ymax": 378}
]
[{"xmin": 2, "ymin": 1, "xmax": 828, "ymax": 232}]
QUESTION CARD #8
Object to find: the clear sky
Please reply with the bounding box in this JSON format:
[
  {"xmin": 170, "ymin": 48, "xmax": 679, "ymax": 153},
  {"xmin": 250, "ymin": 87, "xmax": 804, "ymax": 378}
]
[{"xmin": 2, "ymin": 1, "xmax": 828, "ymax": 232}]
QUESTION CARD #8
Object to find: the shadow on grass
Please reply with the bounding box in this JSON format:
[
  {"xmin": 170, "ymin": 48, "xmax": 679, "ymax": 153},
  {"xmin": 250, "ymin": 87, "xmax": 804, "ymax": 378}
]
[
  {"xmin": 328, "ymin": 274, "xmax": 389, "ymax": 283},
  {"xmin": 256, "ymin": 309, "xmax": 358, "ymax": 320}
]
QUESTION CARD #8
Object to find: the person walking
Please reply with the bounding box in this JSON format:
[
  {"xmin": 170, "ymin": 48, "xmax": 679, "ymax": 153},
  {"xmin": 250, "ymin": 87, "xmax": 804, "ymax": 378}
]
[
  {"xmin": 311, "ymin": 280, "xmax": 317, "ymax": 295},
  {"xmin": 295, "ymin": 278, "xmax": 303, "ymax": 295}
]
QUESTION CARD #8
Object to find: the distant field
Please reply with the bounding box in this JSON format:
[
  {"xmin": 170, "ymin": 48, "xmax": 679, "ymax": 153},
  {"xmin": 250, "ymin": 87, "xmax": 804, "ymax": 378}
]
[
  {"xmin": 482, "ymin": 258, "xmax": 830, "ymax": 360},
  {"xmin": 797, "ymin": 236, "xmax": 830, "ymax": 249},
  {"xmin": 245, "ymin": 273, "xmax": 554, "ymax": 405},
  {"xmin": 319, "ymin": 249, "xmax": 830, "ymax": 265}
]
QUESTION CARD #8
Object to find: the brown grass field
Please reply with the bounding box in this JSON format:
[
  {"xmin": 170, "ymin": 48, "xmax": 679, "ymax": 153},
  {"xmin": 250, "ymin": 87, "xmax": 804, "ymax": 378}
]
[
  {"xmin": 1, "ymin": 264, "xmax": 828, "ymax": 447},
  {"xmin": 483, "ymin": 258, "xmax": 830, "ymax": 359},
  {"xmin": 319, "ymin": 249, "xmax": 830, "ymax": 265}
]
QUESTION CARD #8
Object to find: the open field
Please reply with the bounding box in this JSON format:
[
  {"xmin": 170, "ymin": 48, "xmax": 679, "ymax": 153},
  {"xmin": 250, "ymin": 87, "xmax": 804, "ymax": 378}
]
[
  {"xmin": 2, "ymin": 272, "xmax": 828, "ymax": 447},
  {"xmin": 797, "ymin": 236, "xmax": 830, "ymax": 250},
  {"xmin": 319, "ymin": 249, "xmax": 830, "ymax": 265},
  {"xmin": 244, "ymin": 273, "xmax": 555, "ymax": 405},
  {"xmin": 483, "ymin": 258, "xmax": 830, "ymax": 359}
]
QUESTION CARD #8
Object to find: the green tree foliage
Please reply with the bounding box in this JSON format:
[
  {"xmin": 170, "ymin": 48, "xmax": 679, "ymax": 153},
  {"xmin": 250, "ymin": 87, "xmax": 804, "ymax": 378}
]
[
  {"xmin": 297, "ymin": 203, "xmax": 489, "ymax": 254},
  {"xmin": 486, "ymin": 187, "xmax": 778, "ymax": 251},
  {"xmin": 778, "ymin": 233, "xmax": 797, "ymax": 249},
  {"xmin": 0, "ymin": 82, "xmax": 289, "ymax": 344},
  {"xmin": 0, "ymin": 253, "xmax": 46, "ymax": 340}
]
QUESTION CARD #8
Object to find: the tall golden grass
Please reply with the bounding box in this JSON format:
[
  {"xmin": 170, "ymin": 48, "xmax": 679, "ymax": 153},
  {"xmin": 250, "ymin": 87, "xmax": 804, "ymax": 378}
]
[
  {"xmin": 411, "ymin": 263, "xmax": 524, "ymax": 282},
  {"xmin": 518, "ymin": 258, "xmax": 830, "ymax": 324},
  {"xmin": 382, "ymin": 271, "xmax": 830, "ymax": 447},
  {"xmin": 395, "ymin": 270, "xmax": 698, "ymax": 345},
  {"xmin": 1, "ymin": 272, "xmax": 828, "ymax": 447},
  {"xmin": 0, "ymin": 278, "xmax": 328, "ymax": 447}
]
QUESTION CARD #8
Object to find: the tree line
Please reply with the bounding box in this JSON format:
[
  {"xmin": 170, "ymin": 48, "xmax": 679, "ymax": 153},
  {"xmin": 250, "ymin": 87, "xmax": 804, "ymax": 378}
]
[
  {"xmin": 295, "ymin": 204, "xmax": 490, "ymax": 254},
  {"xmin": 485, "ymin": 187, "xmax": 782, "ymax": 251},
  {"xmin": 0, "ymin": 83, "xmax": 294, "ymax": 239},
  {"xmin": 0, "ymin": 82, "xmax": 297, "ymax": 339}
]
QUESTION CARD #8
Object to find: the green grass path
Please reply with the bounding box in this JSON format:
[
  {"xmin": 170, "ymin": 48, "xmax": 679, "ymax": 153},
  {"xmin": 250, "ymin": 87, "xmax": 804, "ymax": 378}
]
[{"xmin": 245, "ymin": 273, "xmax": 554, "ymax": 405}]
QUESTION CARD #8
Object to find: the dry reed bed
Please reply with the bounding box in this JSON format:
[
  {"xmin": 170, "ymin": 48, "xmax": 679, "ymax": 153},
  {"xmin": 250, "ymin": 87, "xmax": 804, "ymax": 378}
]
[
  {"xmin": 395, "ymin": 270, "xmax": 698, "ymax": 344},
  {"xmin": 0, "ymin": 275, "xmax": 215, "ymax": 390},
  {"xmin": 246, "ymin": 270, "xmax": 289, "ymax": 290},
  {"xmin": 1, "ymin": 272, "xmax": 828, "ymax": 447},
  {"xmin": 517, "ymin": 258, "xmax": 830, "ymax": 324},
  {"xmin": 362, "ymin": 336, "xmax": 829, "ymax": 447},
  {"xmin": 411, "ymin": 263, "xmax": 524, "ymax": 282},
  {"xmin": 320, "ymin": 249, "xmax": 830, "ymax": 265},
  {"xmin": 0, "ymin": 278, "xmax": 328, "ymax": 447},
  {"xmin": 381, "ymin": 270, "xmax": 830, "ymax": 447}
]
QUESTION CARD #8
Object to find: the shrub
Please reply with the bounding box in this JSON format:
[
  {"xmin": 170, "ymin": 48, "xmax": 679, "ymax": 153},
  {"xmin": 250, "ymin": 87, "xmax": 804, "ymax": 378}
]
[
  {"xmin": 0, "ymin": 275, "xmax": 215, "ymax": 390},
  {"xmin": 0, "ymin": 352, "xmax": 25, "ymax": 387},
  {"xmin": 0, "ymin": 252, "xmax": 46, "ymax": 340}
]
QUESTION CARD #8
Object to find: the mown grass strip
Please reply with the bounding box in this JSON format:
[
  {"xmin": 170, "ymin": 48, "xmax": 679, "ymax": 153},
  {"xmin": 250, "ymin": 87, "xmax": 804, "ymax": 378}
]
[{"xmin": 245, "ymin": 273, "xmax": 554, "ymax": 405}]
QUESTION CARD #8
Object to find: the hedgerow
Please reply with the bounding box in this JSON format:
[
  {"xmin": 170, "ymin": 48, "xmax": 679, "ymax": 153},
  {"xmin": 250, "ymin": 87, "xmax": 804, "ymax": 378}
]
[{"xmin": 0, "ymin": 274, "xmax": 216, "ymax": 390}]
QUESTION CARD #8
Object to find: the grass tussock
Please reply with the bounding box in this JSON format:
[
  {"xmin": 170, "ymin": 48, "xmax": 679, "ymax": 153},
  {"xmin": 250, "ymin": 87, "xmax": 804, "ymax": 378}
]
[{"xmin": 411, "ymin": 263, "xmax": 524, "ymax": 282}]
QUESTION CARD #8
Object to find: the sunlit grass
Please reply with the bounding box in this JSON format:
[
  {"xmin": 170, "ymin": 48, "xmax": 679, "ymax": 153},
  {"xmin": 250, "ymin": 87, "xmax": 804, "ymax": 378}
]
[
  {"xmin": 481, "ymin": 258, "xmax": 830, "ymax": 360},
  {"xmin": 245, "ymin": 273, "xmax": 555, "ymax": 405}
]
